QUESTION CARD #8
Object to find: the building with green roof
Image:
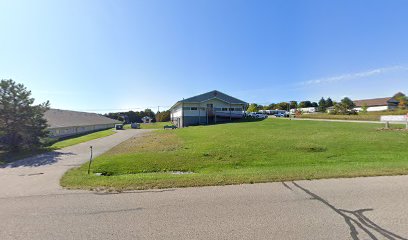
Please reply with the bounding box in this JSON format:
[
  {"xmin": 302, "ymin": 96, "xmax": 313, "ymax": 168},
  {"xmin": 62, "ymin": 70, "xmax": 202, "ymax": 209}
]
[{"xmin": 169, "ymin": 90, "xmax": 248, "ymax": 128}]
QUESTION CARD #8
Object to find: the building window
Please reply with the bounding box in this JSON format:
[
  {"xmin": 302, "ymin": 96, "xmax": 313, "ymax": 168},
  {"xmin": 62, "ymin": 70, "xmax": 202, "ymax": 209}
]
[
  {"xmin": 235, "ymin": 108, "xmax": 242, "ymax": 111},
  {"xmin": 183, "ymin": 107, "xmax": 191, "ymax": 110},
  {"xmin": 222, "ymin": 108, "xmax": 228, "ymax": 111},
  {"xmin": 229, "ymin": 108, "xmax": 234, "ymax": 111},
  {"xmin": 214, "ymin": 108, "xmax": 222, "ymax": 111},
  {"xmin": 190, "ymin": 107, "xmax": 198, "ymax": 110}
]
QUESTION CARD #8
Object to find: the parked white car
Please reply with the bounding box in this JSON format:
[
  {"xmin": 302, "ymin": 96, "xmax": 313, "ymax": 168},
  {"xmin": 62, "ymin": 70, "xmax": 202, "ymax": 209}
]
[
  {"xmin": 246, "ymin": 112, "xmax": 256, "ymax": 118},
  {"xmin": 255, "ymin": 112, "xmax": 268, "ymax": 119}
]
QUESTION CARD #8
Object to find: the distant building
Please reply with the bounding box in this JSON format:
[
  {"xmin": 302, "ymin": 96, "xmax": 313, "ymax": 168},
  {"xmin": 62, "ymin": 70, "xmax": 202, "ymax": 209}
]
[
  {"xmin": 326, "ymin": 106, "xmax": 335, "ymax": 113},
  {"xmin": 142, "ymin": 116, "xmax": 153, "ymax": 124},
  {"xmin": 353, "ymin": 93, "xmax": 402, "ymax": 112},
  {"xmin": 45, "ymin": 109, "xmax": 121, "ymax": 138},
  {"xmin": 299, "ymin": 107, "xmax": 317, "ymax": 113},
  {"xmin": 170, "ymin": 90, "xmax": 248, "ymax": 128}
]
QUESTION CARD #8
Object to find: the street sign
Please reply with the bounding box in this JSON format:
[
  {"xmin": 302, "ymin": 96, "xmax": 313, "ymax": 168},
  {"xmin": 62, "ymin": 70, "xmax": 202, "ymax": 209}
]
[
  {"xmin": 380, "ymin": 115, "xmax": 407, "ymax": 122},
  {"xmin": 380, "ymin": 115, "xmax": 408, "ymax": 129}
]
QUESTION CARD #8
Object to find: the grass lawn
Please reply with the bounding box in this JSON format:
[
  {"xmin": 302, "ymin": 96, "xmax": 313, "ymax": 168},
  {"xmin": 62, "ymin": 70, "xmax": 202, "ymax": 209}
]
[
  {"xmin": 0, "ymin": 128, "xmax": 116, "ymax": 164},
  {"xmin": 299, "ymin": 109, "xmax": 408, "ymax": 121},
  {"xmin": 49, "ymin": 128, "xmax": 116, "ymax": 149},
  {"xmin": 124, "ymin": 122, "xmax": 173, "ymax": 130},
  {"xmin": 61, "ymin": 119, "xmax": 408, "ymax": 191}
]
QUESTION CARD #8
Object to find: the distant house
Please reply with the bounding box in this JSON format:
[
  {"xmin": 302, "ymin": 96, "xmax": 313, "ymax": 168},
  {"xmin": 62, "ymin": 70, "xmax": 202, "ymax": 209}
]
[
  {"xmin": 170, "ymin": 90, "xmax": 248, "ymax": 128},
  {"xmin": 353, "ymin": 93, "xmax": 402, "ymax": 112},
  {"xmin": 45, "ymin": 109, "xmax": 121, "ymax": 138},
  {"xmin": 142, "ymin": 116, "xmax": 152, "ymax": 124},
  {"xmin": 326, "ymin": 106, "xmax": 335, "ymax": 113}
]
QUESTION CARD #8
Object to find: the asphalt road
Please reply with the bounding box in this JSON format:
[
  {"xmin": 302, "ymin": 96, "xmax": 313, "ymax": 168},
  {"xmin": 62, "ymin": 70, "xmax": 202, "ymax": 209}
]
[
  {"xmin": 1, "ymin": 129, "xmax": 408, "ymax": 239},
  {"xmin": 1, "ymin": 175, "xmax": 408, "ymax": 239}
]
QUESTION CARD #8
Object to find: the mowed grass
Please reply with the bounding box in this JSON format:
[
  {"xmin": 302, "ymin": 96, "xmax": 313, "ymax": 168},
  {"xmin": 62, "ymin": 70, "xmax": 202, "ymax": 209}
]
[
  {"xmin": 124, "ymin": 122, "xmax": 173, "ymax": 130},
  {"xmin": 0, "ymin": 129, "xmax": 116, "ymax": 164},
  {"xmin": 49, "ymin": 128, "xmax": 116, "ymax": 149},
  {"xmin": 299, "ymin": 109, "xmax": 408, "ymax": 121},
  {"xmin": 61, "ymin": 119, "xmax": 408, "ymax": 190}
]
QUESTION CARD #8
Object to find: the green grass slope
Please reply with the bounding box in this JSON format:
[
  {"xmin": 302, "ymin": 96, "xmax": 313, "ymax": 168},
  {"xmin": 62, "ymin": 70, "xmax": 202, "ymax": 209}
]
[
  {"xmin": 50, "ymin": 128, "xmax": 116, "ymax": 149},
  {"xmin": 61, "ymin": 119, "xmax": 408, "ymax": 190}
]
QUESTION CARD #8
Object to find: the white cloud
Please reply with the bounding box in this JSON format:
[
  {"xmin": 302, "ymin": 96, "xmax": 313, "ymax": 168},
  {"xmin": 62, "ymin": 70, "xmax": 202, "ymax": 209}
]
[{"xmin": 299, "ymin": 65, "xmax": 408, "ymax": 86}]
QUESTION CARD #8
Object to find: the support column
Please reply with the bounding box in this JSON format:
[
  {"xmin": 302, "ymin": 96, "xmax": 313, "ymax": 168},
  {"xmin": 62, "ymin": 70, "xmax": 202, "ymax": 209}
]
[{"xmin": 206, "ymin": 107, "xmax": 208, "ymax": 125}]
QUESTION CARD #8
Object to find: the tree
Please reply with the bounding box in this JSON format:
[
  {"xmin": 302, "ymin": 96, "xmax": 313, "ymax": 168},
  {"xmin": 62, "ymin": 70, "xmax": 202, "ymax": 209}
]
[
  {"xmin": 393, "ymin": 92, "xmax": 407, "ymax": 109},
  {"xmin": 247, "ymin": 103, "xmax": 259, "ymax": 112},
  {"xmin": 341, "ymin": 97, "xmax": 355, "ymax": 109},
  {"xmin": 289, "ymin": 101, "xmax": 298, "ymax": 109},
  {"xmin": 0, "ymin": 79, "xmax": 50, "ymax": 152},
  {"xmin": 326, "ymin": 98, "xmax": 334, "ymax": 107},
  {"xmin": 156, "ymin": 110, "xmax": 171, "ymax": 122},
  {"xmin": 275, "ymin": 102, "xmax": 289, "ymax": 110},
  {"xmin": 267, "ymin": 103, "xmax": 276, "ymax": 110},
  {"xmin": 361, "ymin": 103, "xmax": 368, "ymax": 113},
  {"xmin": 311, "ymin": 102, "xmax": 318, "ymax": 107},
  {"xmin": 318, "ymin": 97, "xmax": 327, "ymax": 112},
  {"xmin": 333, "ymin": 97, "xmax": 356, "ymax": 115},
  {"xmin": 298, "ymin": 101, "xmax": 312, "ymax": 108}
]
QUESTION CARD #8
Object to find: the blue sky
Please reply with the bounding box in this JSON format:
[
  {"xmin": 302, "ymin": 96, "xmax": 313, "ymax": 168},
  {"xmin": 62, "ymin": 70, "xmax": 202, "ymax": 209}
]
[{"xmin": 1, "ymin": 0, "xmax": 408, "ymax": 113}]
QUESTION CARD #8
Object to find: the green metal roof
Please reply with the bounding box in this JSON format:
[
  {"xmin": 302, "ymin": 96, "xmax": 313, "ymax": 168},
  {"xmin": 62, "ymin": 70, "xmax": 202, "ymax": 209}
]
[
  {"xmin": 170, "ymin": 90, "xmax": 247, "ymax": 110},
  {"xmin": 181, "ymin": 90, "xmax": 247, "ymax": 104}
]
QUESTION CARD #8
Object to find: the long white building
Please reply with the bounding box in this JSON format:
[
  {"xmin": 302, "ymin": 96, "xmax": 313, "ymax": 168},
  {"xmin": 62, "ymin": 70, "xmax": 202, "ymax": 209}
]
[
  {"xmin": 45, "ymin": 109, "xmax": 121, "ymax": 138},
  {"xmin": 353, "ymin": 94, "xmax": 402, "ymax": 112}
]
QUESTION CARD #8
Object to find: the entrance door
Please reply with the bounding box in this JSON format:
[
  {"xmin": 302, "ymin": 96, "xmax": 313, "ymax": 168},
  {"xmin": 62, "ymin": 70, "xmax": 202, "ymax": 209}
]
[
  {"xmin": 207, "ymin": 104, "xmax": 215, "ymax": 124},
  {"xmin": 207, "ymin": 104, "xmax": 214, "ymax": 116}
]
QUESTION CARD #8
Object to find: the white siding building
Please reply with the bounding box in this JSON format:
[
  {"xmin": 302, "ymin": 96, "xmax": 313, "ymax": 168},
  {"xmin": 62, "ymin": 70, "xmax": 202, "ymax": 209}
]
[
  {"xmin": 170, "ymin": 90, "xmax": 248, "ymax": 128},
  {"xmin": 44, "ymin": 109, "xmax": 121, "ymax": 138},
  {"xmin": 353, "ymin": 95, "xmax": 401, "ymax": 112}
]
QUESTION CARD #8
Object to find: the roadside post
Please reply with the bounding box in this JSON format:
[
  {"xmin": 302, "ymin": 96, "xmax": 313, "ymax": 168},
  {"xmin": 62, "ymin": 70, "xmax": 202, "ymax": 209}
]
[
  {"xmin": 405, "ymin": 113, "xmax": 408, "ymax": 129},
  {"xmin": 87, "ymin": 146, "xmax": 93, "ymax": 175}
]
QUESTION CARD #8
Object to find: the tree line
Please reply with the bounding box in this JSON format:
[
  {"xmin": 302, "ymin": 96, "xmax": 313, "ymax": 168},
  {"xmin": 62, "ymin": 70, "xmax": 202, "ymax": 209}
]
[
  {"xmin": 104, "ymin": 109, "xmax": 171, "ymax": 123},
  {"xmin": 247, "ymin": 93, "xmax": 407, "ymax": 115},
  {"xmin": 246, "ymin": 97, "xmax": 335, "ymax": 113}
]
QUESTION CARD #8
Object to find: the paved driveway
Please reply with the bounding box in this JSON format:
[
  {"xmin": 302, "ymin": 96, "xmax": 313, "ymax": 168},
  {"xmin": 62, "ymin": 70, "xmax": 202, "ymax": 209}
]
[{"xmin": 0, "ymin": 129, "xmax": 151, "ymax": 198}]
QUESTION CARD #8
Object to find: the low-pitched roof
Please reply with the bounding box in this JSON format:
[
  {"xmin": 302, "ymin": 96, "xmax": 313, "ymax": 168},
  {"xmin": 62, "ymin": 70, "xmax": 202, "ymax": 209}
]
[
  {"xmin": 353, "ymin": 97, "xmax": 399, "ymax": 107},
  {"xmin": 44, "ymin": 109, "xmax": 121, "ymax": 129},
  {"xmin": 170, "ymin": 90, "xmax": 247, "ymax": 110}
]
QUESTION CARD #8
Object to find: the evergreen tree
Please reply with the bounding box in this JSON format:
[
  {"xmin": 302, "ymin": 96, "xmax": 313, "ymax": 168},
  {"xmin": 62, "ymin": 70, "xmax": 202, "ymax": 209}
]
[
  {"xmin": 326, "ymin": 98, "xmax": 334, "ymax": 107},
  {"xmin": 318, "ymin": 97, "xmax": 327, "ymax": 112},
  {"xmin": 0, "ymin": 79, "xmax": 50, "ymax": 152}
]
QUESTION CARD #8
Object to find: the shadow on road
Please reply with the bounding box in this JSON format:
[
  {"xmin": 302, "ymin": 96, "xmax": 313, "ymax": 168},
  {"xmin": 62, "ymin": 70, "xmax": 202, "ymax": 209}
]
[
  {"xmin": 0, "ymin": 151, "xmax": 75, "ymax": 168},
  {"xmin": 290, "ymin": 182, "xmax": 407, "ymax": 240}
]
